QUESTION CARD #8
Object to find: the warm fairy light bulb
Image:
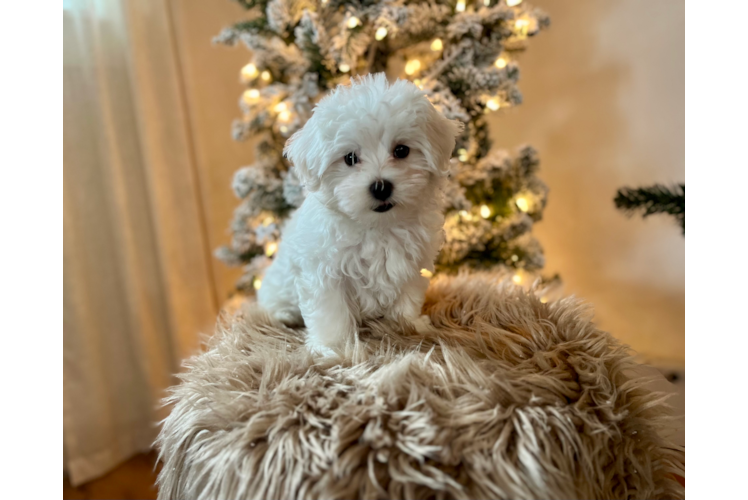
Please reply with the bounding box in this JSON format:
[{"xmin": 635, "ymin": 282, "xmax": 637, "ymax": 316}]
[
  {"xmin": 456, "ymin": 0, "xmax": 466, "ymax": 13},
  {"xmin": 484, "ymin": 0, "xmax": 491, "ymax": 5},
  {"xmin": 486, "ymin": 98, "xmax": 500, "ymax": 111},
  {"xmin": 375, "ymin": 27, "xmax": 388, "ymax": 41},
  {"xmin": 457, "ymin": 147, "xmax": 468, "ymax": 162},
  {"xmin": 278, "ymin": 110, "xmax": 291, "ymax": 122},
  {"xmin": 339, "ymin": 63, "xmax": 351, "ymax": 73},
  {"xmin": 494, "ymin": 57, "xmax": 507, "ymax": 69},
  {"xmin": 480, "ymin": 205, "xmax": 491, "ymax": 218},
  {"xmin": 321, "ymin": 0, "xmax": 328, "ymax": 3},
  {"xmin": 414, "ymin": 78, "xmax": 422, "ymax": 88},
  {"xmin": 262, "ymin": 216, "xmax": 275, "ymax": 226},
  {"xmin": 242, "ymin": 89, "xmax": 260, "ymax": 104},
  {"xmin": 265, "ymin": 242, "xmax": 278, "ymax": 257},
  {"xmin": 420, "ymin": 268, "xmax": 434, "ymax": 278},
  {"xmin": 241, "ymin": 63, "xmax": 259, "ymax": 80},
  {"xmin": 404, "ymin": 59, "xmax": 421, "ymax": 76},
  {"xmin": 515, "ymin": 19, "xmax": 529, "ymax": 33},
  {"xmin": 280, "ymin": 125, "xmax": 288, "ymax": 134},
  {"xmin": 512, "ymin": 273, "xmax": 522, "ymax": 284},
  {"xmin": 273, "ymin": 102, "xmax": 287, "ymax": 113},
  {"xmin": 507, "ymin": 0, "xmax": 523, "ymax": 6},
  {"xmin": 511, "ymin": 254, "xmax": 519, "ymax": 262},
  {"xmin": 253, "ymin": 277, "xmax": 262, "ymax": 290},
  {"xmin": 347, "ymin": 16, "xmax": 360, "ymax": 29},
  {"xmin": 540, "ymin": 296, "xmax": 548, "ymax": 304},
  {"xmin": 459, "ymin": 210, "xmax": 470, "ymax": 220},
  {"xmin": 516, "ymin": 197, "xmax": 529, "ymax": 212},
  {"xmin": 261, "ymin": 70, "xmax": 271, "ymax": 81},
  {"xmin": 430, "ymin": 38, "xmax": 443, "ymax": 51}
]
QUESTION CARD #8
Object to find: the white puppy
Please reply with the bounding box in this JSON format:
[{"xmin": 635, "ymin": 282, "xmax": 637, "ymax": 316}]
[{"xmin": 258, "ymin": 73, "xmax": 461, "ymax": 354}]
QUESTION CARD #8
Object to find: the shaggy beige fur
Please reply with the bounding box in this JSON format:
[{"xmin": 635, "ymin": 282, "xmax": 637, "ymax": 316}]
[{"xmin": 156, "ymin": 273, "xmax": 685, "ymax": 500}]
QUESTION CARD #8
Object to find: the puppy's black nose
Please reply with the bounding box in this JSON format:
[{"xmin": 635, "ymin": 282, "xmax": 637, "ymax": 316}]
[{"xmin": 369, "ymin": 179, "xmax": 393, "ymax": 201}]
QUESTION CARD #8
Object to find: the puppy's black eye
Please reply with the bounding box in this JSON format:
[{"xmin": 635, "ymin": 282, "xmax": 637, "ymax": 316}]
[
  {"xmin": 393, "ymin": 145, "xmax": 410, "ymax": 159},
  {"xmin": 344, "ymin": 152, "xmax": 358, "ymax": 166}
]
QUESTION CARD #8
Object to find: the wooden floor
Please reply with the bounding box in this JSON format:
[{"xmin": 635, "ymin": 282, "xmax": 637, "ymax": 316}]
[{"xmin": 63, "ymin": 452, "xmax": 160, "ymax": 500}]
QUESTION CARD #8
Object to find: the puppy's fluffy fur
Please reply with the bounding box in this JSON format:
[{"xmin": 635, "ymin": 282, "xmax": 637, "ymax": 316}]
[{"xmin": 258, "ymin": 74, "xmax": 460, "ymax": 353}]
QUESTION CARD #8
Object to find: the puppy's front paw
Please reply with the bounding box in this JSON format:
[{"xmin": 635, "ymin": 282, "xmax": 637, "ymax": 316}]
[
  {"xmin": 410, "ymin": 314, "xmax": 433, "ymax": 333},
  {"xmin": 305, "ymin": 339, "xmax": 337, "ymax": 358}
]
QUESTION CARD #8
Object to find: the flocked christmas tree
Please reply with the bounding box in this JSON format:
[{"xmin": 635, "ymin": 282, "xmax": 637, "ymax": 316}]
[{"xmin": 215, "ymin": 0, "xmax": 558, "ymax": 295}]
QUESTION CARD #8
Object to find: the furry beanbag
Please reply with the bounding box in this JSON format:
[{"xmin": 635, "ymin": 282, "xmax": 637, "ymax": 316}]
[{"xmin": 156, "ymin": 273, "xmax": 684, "ymax": 500}]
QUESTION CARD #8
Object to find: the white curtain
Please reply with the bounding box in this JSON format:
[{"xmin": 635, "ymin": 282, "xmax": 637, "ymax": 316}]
[{"xmin": 64, "ymin": 0, "xmax": 219, "ymax": 485}]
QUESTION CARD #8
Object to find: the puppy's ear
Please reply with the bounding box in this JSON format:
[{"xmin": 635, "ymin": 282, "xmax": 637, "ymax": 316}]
[
  {"xmin": 423, "ymin": 107, "xmax": 463, "ymax": 176},
  {"xmin": 284, "ymin": 117, "xmax": 323, "ymax": 192}
]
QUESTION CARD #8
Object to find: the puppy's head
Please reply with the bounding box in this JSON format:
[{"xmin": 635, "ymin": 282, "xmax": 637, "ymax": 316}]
[{"xmin": 284, "ymin": 73, "xmax": 461, "ymax": 224}]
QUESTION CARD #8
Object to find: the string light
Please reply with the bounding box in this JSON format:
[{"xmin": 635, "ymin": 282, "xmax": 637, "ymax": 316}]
[
  {"xmin": 265, "ymin": 242, "xmax": 278, "ymax": 257},
  {"xmin": 347, "ymin": 16, "xmax": 360, "ymax": 29},
  {"xmin": 273, "ymin": 102, "xmax": 287, "ymax": 113},
  {"xmin": 512, "ymin": 273, "xmax": 522, "ymax": 284},
  {"xmin": 253, "ymin": 278, "xmax": 262, "ymax": 290},
  {"xmin": 516, "ymin": 197, "xmax": 529, "ymax": 212},
  {"xmin": 375, "ymin": 27, "xmax": 388, "ymax": 41},
  {"xmin": 495, "ymin": 57, "xmax": 507, "ymax": 69},
  {"xmin": 540, "ymin": 297, "xmax": 548, "ymax": 304},
  {"xmin": 430, "ymin": 38, "xmax": 443, "ymax": 51},
  {"xmin": 507, "ymin": 0, "xmax": 523, "ymax": 6},
  {"xmin": 241, "ymin": 63, "xmax": 258, "ymax": 80},
  {"xmin": 480, "ymin": 205, "xmax": 491, "ymax": 218},
  {"xmin": 511, "ymin": 254, "xmax": 519, "ymax": 262},
  {"xmin": 456, "ymin": 0, "xmax": 466, "ymax": 12},
  {"xmin": 242, "ymin": 89, "xmax": 260, "ymax": 104},
  {"xmin": 420, "ymin": 268, "xmax": 434, "ymax": 278},
  {"xmin": 459, "ymin": 210, "xmax": 472, "ymax": 221},
  {"xmin": 339, "ymin": 63, "xmax": 351, "ymax": 73},
  {"xmin": 278, "ymin": 110, "xmax": 291, "ymax": 122},
  {"xmin": 484, "ymin": 0, "xmax": 491, "ymax": 5},
  {"xmin": 261, "ymin": 70, "xmax": 271, "ymax": 82},
  {"xmin": 458, "ymin": 147, "xmax": 468, "ymax": 161},
  {"xmin": 321, "ymin": 0, "xmax": 328, "ymax": 3},
  {"xmin": 413, "ymin": 78, "xmax": 423, "ymax": 89},
  {"xmin": 515, "ymin": 19, "xmax": 530, "ymax": 35},
  {"xmin": 262, "ymin": 216, "xmax": 275, "ymax": 226},
  {"xmin": 404, "ymin": 59, "xmax": 421, "ymax": 75},
  {"xmin": 280, "ymin": 125, "xmax": 288, "ymax": 134},
  {"xmin": 486, "ymin": 98, "xmax": 500, "ymax": 111}
]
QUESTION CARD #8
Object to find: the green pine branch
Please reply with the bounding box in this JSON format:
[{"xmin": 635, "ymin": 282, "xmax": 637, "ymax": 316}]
[
  {"xmin": 614, "ymin": 183, "xmax": 685, "ymax": 235},
  {"xmin": 231, "ymin": 18, "xmax": 282, "ymax": 40},
  {"xmin": 232, "ymin": 0, "xmax": 270, "ymax": 10}
]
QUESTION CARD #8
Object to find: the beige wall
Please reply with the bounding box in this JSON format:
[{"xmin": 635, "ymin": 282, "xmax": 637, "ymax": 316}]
[
  {"xmin": 170, "ymin": 0, "xmax": 254, "ymax": 300},
  {"xmin": 488, "ymin": 0, "xmax": 685, "ymax": 364},
  {"xmin": 172, "ymin": 1, "xmax": 684, "ymax": 364}
]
